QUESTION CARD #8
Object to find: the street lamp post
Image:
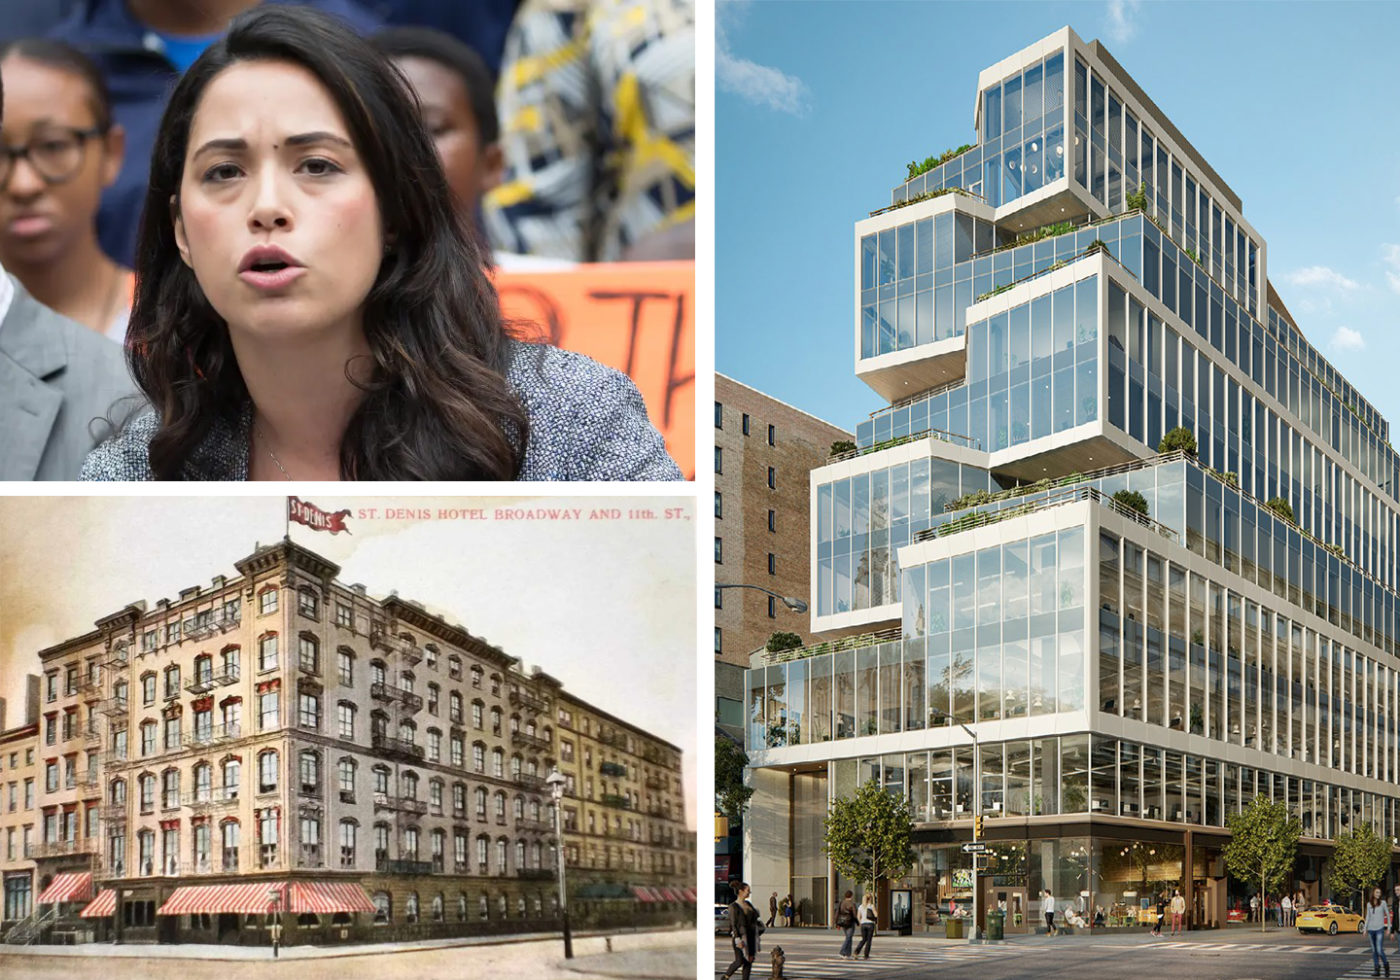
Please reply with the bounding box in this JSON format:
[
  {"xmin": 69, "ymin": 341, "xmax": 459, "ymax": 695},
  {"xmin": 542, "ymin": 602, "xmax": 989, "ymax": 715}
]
[
  {"xmin": 715, "ymin": 584, "xmax": 808, "ymax": 613},
  {"xmin": 545, "ymin": 768, "xmax": 573, "ymax": 959},
  {"xmin": 929, "ymin": 706, "xmax": 980, "ymax": 941},
  {"xmin": 268, "ymin": 887, "xmax": 282, "ymax": 958}
]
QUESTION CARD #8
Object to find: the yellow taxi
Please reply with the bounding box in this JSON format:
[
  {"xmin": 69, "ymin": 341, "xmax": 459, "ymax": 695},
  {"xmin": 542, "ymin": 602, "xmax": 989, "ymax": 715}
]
[{"xmin": 1295, "ymin": 904, "xmax": 1364, "ymax": 935}]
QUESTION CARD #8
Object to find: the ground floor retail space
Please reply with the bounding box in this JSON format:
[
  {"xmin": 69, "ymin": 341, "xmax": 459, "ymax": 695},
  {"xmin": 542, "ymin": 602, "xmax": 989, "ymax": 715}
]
[{"xmin": 765, "ymin": 817, "xmax": 1386, "ymax": 935}]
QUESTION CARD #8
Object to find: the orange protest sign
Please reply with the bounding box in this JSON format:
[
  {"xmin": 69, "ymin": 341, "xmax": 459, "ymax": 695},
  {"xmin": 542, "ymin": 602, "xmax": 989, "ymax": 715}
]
[{"xmin": 495, "ymin": 261, "xmax": 694, "ymax": 478}]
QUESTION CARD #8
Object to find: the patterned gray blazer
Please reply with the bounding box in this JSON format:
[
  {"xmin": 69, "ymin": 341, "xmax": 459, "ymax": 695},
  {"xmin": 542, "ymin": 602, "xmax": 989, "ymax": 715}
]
[{"xmin": 79, "ymin": 341, "xmax": 683, "ymax": 481}]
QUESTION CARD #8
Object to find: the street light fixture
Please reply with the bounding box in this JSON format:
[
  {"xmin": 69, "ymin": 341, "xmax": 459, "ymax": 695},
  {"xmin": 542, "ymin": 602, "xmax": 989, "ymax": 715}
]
[
  {"xmin": 268, "ymin": 887, "xmax": 282, "ymax": 958},
  {"xmin": 716, "ymin": 583, "xmax": 808, "ymax": 613},
  {"xmin": 545, "ymin": 767, "xmax": 573, "ymax": 959},
  {"xmin": 928, "ymin": 706, "xmax": 981, "ymax": 941}
]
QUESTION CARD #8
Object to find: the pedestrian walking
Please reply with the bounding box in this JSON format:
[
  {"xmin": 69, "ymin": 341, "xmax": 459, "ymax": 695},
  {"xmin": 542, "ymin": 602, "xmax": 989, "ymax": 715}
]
[
  {"xmin": 767, "ymin": 891, "xmax": 778, "ymax": 928},
  {"xmin": 722, "ymin": 881, "xmax": 759, "ymax": 980},
  {"xmin": 1366, "ymin": 886, "xmax": 1391, "ymax": 977},
  {"xmin": 1170, "ymin": 889, "xmax": 1186, "ymax": 936},
  {"xmin": 1390, "ymin": 885, "xmax": 1400, "ymax": 954},
  {"xmin": 1250, "ymin": 893, "xmax": 1259, "ymax": 922},
  {"xmin": 853, "ymin": 894, "xmax": 877, "ymax": 959},
  {"xmin": 783, "ymin": 893, "xmax": 794, "ymax": 927},
  {"xmin": 1150, "ymin": 892, "xmax": 1165, "ymax": 938},
  {"xmin": 1043, "ymin": 889, "xmax": 1057, "ymax": 936},
  {"xmin": 836, "ymin": 890, "xmax": 857, "ymax": 959},
  {"xmin": 1281, "ymin": 893, "xmax": 1292, "ymax": 928}
]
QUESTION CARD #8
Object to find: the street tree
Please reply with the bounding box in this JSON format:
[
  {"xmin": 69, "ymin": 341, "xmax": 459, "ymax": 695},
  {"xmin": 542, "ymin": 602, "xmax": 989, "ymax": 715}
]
[
  {"xmin": 1223, "ymin": 795, "xmax": 1301, "ymax": 932},
  {"xmin": 824, "ymin": 777, "xmax": 915, "ymax": 899},
  {"xmin": 1329, "ymin": 821, "xmax": 1392, "ymax": 912},
  {"xmin": 715, "ymin": 733, "xmax": 754, "ymax": 819}
]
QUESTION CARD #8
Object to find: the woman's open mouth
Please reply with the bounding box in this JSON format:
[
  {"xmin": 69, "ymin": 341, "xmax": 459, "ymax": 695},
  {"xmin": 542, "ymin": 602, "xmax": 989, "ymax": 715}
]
[{"xmin": 238, "ymin": 260, "xmax": 306, "ymax": 292}]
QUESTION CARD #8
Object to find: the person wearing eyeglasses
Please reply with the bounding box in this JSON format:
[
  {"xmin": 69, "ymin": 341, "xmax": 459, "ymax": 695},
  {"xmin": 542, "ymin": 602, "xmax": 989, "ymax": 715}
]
[
  {"xmin": 0, "ymin": 46, "xmax": 139, "ymax": 480},
  {"xmin": 0, "ymin": 39, "xmax": 132, "ymax": 340}
]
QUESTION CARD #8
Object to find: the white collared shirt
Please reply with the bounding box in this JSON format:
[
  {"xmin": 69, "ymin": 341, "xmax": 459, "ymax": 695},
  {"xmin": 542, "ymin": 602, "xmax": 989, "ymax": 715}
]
[{"xmin": 0, "ymin": 261, "xmax": 15, "ymax": 326}]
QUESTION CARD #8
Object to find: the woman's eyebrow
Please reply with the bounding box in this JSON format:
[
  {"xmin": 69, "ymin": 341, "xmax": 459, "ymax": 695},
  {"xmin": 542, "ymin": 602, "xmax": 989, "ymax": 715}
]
[
  {"xmin": 190, "ymin": 132, "xmax": 353, "ymax": 159},
  {"xmin": 283, "ymin": 131, "xmax": 353, "ymax": 149}
]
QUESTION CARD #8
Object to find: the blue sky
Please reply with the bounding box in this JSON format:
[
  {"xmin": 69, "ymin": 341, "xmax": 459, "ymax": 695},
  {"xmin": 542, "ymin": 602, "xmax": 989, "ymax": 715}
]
[{"xmin": 716, "ymin": 0, "xmax": 1400, "ymax": 436}]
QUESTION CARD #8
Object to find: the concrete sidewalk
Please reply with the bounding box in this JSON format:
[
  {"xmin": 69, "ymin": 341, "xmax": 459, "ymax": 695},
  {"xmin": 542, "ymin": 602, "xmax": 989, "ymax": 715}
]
[{"xmin": 0, "ymin": 926, "xmax": 691, "ymax": 962}]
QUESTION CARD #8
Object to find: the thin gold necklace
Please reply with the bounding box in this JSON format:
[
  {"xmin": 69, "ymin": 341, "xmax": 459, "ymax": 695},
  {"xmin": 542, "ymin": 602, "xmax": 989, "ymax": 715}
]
[{"xmin": 254, "ymin": 422, "xmax": 292, "ymax": 481}]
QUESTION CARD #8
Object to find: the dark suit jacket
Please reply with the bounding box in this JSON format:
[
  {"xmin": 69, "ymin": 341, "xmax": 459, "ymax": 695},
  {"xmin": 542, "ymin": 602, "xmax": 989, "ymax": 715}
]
[{"xmin": 0, "ymin": 276, "xmax": 138, "ymax": 480}]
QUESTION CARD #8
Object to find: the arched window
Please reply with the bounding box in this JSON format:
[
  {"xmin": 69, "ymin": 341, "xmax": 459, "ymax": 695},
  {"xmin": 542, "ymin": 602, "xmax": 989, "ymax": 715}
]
[
  {"xmin": 514, "ymin": 839, "xmax": 526, "ymax": 869},
  {"xmin": 494, "ymin": 791, "xmax": 506, "ymax": 821},
  {"xmin": 475, "ymin": 787, "xmax": 488, "ymax": 819},
  {"xmin": 491, "ymin": 748, "xmax": 504, "ymax": 777},
  {"xmin": 402, "ymin": 771, "xmax": 419, "ymax": 799},
  {"xmin": 532, "ymin": 894, "xmax": 542, "ymax": 916},
  {"xmin": 495, "ymin": 837, "xmax": 509, "ymax": 874},
  {"xmin": 509, "ymin": 713, "xmax": 520, "ymax": 734},
  {"xmin": 449, "ymin": 691, "xmax": 463, "ymax": 723},
  {"xmin": 400, "ymin": 671, "xmax": 415, "ymax": 694},
  {"xmin": 517, "ymin": 896, "xmax": 527, "ymax": 917},
  {"xmin": 339, "ymin": 818, "xmax": 357, "ymax": 867},
  {"xmin": 194, "ymin": 654, "xmax": 213, "ymax": 685},
  {"xmin": 258, "ymin": 749, "xmax": 279, "ymax": 793},
  {"xmin": 299, "ymin": 750, "xmax": 320, "ymax": 792},
  {"xmin": 471, "ymin": 700, "xmax": 484, "ymax": 729},
  {"xmin": 448, "ymin": 656, "xmax": 462, "ymax": 679},
  {"xmin": 457, "ymin": 893, "xmax": 468, "ymax": 921},
  {"xmin": 405, "ymin": 892, "xmax": 419, "ymax": 924},
  {"xmin": 472, "ymin": 742, "xmax": 486, "ymax": 773},
  {"xmin": 297, "ymin": 587, "xmax": 318, "ymax": 619},
  {"xmin": 109, "ymin": 777, "xmax": 126, "ymax": 805},
  {"xmin": 476, "ymin": 835, "xmax": 489, "ymax": 871},
  {"xmin": 489, "ymin": 674, "xmax": 502, "ymax": 696},
  {"xmin": 531, "ymin": 841, "xmax": 542, "ymax": 868},
  {"xmin": 431, "ymin": 893, "xmax": 444, "ymax": 922},
  {"xmin": 372, "ymin": 891, "xmax": 391, "ymax": 924},
  {"xmin": 489, "ymin": 707, "xmax": 502, "ymax": 735},
  {"xmin": 220, "ymin": 818, "xmax": 240, "ymax": 871},
  {"xmin": 222, "ymin": 757, "xmax": 240, "ymax": 799},
  {"xmin": 529, "ymin": 799, "xmax": 540, "ymax": 821},
  {"xmin": 513, "ymin": 796, "xmax": 525, "ymax": 820},
  {"xmin": 497, "ymin": 893, "xmax": 508, "ymax": 917},
  {"xmin": 510, "ymin": 754, "xmax": 522, "ymax": 777},
  {"xmin": 478, "ymin": 893, "xmax": 489, "ymax": 919},
  {"xmin": 138, "ymin": 772, "xmax": 156, "ymax": 811},
  {"xmin": 424, "ymin": 643, "xmax": 439, "ymax": 670},
  {"xmin": 470, "ymin": 666, "xmax": 483, "ymax": 689},
  {"xmin": 370, "ymin": 659, "xmax": 386, "ymax": 687}
]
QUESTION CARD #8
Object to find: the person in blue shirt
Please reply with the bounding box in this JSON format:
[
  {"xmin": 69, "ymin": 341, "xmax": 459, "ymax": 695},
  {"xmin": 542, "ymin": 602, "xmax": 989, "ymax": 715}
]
[{"xmin": 48, "ymin": 0, "xmax": 382, "ymax": 268}]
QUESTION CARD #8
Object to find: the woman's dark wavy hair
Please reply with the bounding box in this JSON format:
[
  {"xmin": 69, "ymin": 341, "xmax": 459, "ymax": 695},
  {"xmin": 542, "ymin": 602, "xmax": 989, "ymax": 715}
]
[{"xmin": 127, "ymin": 5, "xmax": 527, "ymax": 479}]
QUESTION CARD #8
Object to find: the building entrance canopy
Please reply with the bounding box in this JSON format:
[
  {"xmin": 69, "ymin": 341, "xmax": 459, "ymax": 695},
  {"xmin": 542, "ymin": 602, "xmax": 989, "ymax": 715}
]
[{"xmin": 80, "ymin": 889, "xmax": 117, "ymax": 918}]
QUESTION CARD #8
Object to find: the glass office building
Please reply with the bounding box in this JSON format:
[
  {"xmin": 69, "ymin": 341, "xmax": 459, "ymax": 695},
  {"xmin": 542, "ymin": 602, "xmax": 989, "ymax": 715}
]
[{"xmin": 744, "ymin": 27, "xmax": 1400, "ymax": 936}]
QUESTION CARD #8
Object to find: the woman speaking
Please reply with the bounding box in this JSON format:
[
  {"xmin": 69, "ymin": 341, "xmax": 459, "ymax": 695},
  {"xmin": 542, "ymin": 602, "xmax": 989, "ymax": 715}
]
[{"xmin": 81, "ymin": 5, "xmax": 680, "ymax": 482}]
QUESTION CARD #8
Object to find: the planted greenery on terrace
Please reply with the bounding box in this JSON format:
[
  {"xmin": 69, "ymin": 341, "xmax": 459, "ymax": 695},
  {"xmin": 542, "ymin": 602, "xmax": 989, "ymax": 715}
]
[
  {"xmin": 905, "ymin": 144, "xmax": 975, "ymax": 182},
  {"xmin": 883, "ymin": 185, "xmax": 977, "ymax": 214}
]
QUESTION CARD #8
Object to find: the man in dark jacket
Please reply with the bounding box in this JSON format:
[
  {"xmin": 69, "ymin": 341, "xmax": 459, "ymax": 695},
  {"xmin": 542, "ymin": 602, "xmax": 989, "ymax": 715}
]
[{"xmin": 48, "ymin": 0, "xmax": 382, "ymax": 267}]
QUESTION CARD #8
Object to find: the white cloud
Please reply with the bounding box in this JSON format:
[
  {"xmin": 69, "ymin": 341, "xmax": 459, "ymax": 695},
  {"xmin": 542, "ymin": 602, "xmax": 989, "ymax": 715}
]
[
  {"xmin": 1383, "ymin": 244, "xmax": 1400, "ymax": 294},
  {"xmin": 1331, "ymin": 326, "xmax": 1365, "ymax": 351},
  {"xmin": 1284, "ymin": 265, "xmax": 1360, "ymax": 290},
  {"xmin": 1106, "ymin": 0, "xmax": 1142, "ymax": 44},
  {"xmin": 716, "ymin": 3, "xmax": 810, "ymax": 115}
]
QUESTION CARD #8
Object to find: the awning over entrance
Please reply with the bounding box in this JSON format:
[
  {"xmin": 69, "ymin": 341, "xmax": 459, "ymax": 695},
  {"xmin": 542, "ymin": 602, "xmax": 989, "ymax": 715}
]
[
  {"xmin": 37, "ymin": 872, "xmax": 94, "ymax": 904},
  {"xmin": 158, "ymin": 882, "xmax": 288, "ymax": 916},
  {"xmin": 80, "ymin": 889, "xmax": 117, "ymax": 918},
  {"xmin": 632, "ymin": 886, "xmax": 659, "ymax": 902},
  {"xmin": 288, "ymin": 882, "xmax": 375, "ymax": 914},
  {"xmin": 681, "ymin": 887, "xmax": 697, "ymax": 902}
]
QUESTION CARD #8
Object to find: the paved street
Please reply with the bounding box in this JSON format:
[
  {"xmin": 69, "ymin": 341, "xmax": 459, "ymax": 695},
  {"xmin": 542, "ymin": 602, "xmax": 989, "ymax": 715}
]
[
  {"xmin": 716, "ymin": 926, "xmax": 1393, "ymax": 980},
  {"xmin": 0, "ymin": 928, "xmax": 694, "ymax": 979}
]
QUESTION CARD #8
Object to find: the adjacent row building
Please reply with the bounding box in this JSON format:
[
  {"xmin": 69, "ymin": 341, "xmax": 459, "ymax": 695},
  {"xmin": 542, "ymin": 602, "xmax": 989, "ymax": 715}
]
[
  {"xmin": 2, "ymin": 538, "xmax": 692, "ymax": 946},
  {"xmin": 744, "ymin": 25, "xmax": 1399, "ymax": 935}
]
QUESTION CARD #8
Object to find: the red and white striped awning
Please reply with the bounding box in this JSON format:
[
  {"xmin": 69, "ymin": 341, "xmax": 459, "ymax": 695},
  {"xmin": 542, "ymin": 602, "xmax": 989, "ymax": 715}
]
[
  {"xmin": 660, "ymin": 887, "xmax": 682, "ymax": 902},
  {"xmin": 37, "ymin": 872, "xmax": 94, "ymax": 904},
  {"xmin": 80, "ymin": 890, "xmax": 117, "ymax": 918},
  {"xmin": 632, "ymin": 886, "xmax": 657, "ymax": 902},
  {"xmin": 681, "ymin": 887, "xmax": 697, "ymax": 902},
  {"xmin": 288, "ymin": 882, "xmax": 376, "ymax": 914},
  {"xmin": 158, "ymin": 882, "xmax": 287, "ymax": 916}
]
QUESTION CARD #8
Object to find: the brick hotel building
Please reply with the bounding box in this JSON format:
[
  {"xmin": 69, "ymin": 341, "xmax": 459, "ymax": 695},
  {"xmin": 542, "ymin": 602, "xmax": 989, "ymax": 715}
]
[
  {"xmin": 743, "ymin": 25, "xmax": 1400, "ymax": 935},
  {"xmin": 2, "ymin": 538, "xmax": 692, "ymax": 946}
]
